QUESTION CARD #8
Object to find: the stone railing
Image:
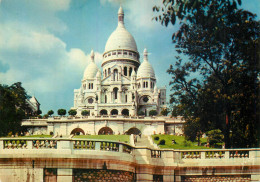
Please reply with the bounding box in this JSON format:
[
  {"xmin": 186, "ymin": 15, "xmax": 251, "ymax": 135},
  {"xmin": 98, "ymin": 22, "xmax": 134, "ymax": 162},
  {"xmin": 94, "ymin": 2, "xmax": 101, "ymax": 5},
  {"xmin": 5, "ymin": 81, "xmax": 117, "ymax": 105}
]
[{"xmin": 0, "ymin": 138, "xmax": 258, "ymax": 164}]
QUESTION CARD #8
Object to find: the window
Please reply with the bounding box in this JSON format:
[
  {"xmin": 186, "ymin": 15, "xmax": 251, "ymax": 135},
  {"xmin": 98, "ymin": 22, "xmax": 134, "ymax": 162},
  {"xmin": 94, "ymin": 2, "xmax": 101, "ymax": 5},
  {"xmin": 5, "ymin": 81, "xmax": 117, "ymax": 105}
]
[
  {"xmin": 129, "ymin": 67, "xmax": 132, "ymax": 76},
  {"xmin": 124, "ymin": 67, "xmax": 127, "ymax": 76},
  {"xmin": 143, "ymin": 82, "xmax": 145, "ymax": 88},
  {"xmin": 125, "ymin": 95, "xmax": 127, "ymax": 103},
  {"xmin": 146, "ymin": 82, "xmax": 148, "ymax": 88},
  {"xmin": 105, "ymin": 95, "xmax": 107, "ymax": 103},
  {"xmin": 108, "ymin": 68, "xmax": 111, "ymax": 75},
  {"xmin": 123, "ymin": 51, "xmax": 127, "ymax": 55},
  {"xmin": 143, "ymin": 96, "xmax": 149, "ymax": 103},
  {"xmin": 112, "ymin": 52, "xmax": 116, "ymax": 55},
  {"xmin": 113, "ymin": 87, "xmax": 118, "ymax": 100},
  {"xmin": 88, "ymin": 98, "xmax": 94, "ymax": 104},
  {"xmin": 118, "ymin": 51, "xmax": 122, "ymax": 55},
  {"xmin": 105, "ymin": 70, "xmax": 107, "ymax": 77},
  {"xmin": 113, "ymin": 69, "xmax": 118, "ymax": 81}
]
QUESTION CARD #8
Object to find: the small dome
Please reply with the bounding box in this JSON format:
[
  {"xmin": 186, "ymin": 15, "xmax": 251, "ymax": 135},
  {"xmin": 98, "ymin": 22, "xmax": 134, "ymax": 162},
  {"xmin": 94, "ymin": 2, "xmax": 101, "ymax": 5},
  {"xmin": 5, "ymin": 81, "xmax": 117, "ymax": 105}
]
[
  {"xmin": 96, "ymin": 70, "xmax": 101, "ymax": 78},
  {"xmin": 83, "ymin": 50, "xmax": 100, "ymax": 79},
  {"xmin": 131, "ymin": 69, "xmax": 136, "ymax": 77},
  {"xmin": 137, "ymin": 49, "xmax": 155, "ymax": 79},
  {"xmin": 104, "ymin": 6, "xmax": 138, "ymax": 53}
]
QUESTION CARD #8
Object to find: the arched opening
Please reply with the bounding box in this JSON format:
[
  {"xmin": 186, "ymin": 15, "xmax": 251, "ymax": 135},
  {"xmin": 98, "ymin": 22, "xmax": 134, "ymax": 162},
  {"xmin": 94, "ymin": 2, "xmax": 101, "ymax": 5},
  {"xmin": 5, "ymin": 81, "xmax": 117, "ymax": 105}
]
[
  {"xmin": 111, "ymin": 109, "xmax": 118, "ymax": 115},
  {"xmin": 105, "ymin": 70, "xmax": 107, "ymax": 77},
  {"xmin": 100, "ymin": 109, "xmax": 108, "ymax": 115},
  {"xmin": 113, "ymin": 69, "xmax": 118, "ymax": 81},
  {"xmin": 70, "ymin": 128, "xmax": 85, "ymax": 135},
  {"xmin": 105, "ymin": 95, "xmax": 107, "ymax": 103},
  {"xmin": 121, "ymin": 109, "xmax": 129, "ymax": 116},
  {"xmin": 129, "ymin": 67, "xmax": 132, "ymax": 76},
  {"xmin": 124, "ymin": 67, "xmax": 127, "ymax": 76},
  {"xmin": 113, "ymin": 87, "xmax": 118, "ymax": 100},
  {"xmin": 98, "ymin": 127, "xmax": 113, "ymax": 135},
  {"xmin": 108, "ymin": 68, "xmax": 111, "ymax": 75},
  {"xmin": 125, "ymin": 127, "xmax": 141, "ymax": 135}
]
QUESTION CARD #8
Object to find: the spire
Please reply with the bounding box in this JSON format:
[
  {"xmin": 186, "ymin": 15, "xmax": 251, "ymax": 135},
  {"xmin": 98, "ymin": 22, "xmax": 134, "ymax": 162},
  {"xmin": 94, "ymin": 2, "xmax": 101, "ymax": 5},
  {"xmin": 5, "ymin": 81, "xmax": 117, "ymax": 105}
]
[
  {"xmin": 90, "ymin": 49, "xmax": 95, "ymax": 62},
  {"xmin": 143, "ymin": 48, "xmax": 148, "ymax": 62},
  {"xmin": 118, "ymin": 6, "xmax": 124, "ymax": 26}
]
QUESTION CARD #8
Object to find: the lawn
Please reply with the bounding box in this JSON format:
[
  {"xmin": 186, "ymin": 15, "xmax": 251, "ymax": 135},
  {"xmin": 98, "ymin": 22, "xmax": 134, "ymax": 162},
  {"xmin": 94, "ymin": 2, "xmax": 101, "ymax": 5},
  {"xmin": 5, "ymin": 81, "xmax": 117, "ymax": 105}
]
[
  {"xmin": 152, "ymin": 135, "xmax": 211, "ymax": 149},
  {"xmin": 73, "ymin": 135, "xmax": 130, "ymax": 144}
]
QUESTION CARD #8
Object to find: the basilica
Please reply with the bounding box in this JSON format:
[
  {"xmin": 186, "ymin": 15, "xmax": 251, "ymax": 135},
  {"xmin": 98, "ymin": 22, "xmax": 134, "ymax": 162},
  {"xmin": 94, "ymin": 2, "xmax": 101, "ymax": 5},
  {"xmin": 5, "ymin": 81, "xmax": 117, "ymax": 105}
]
[
  {"xmin": 22, "ymin": 7, "xmax": 184, "ymax": 136},
  {"xmin": 72, "ymin": 7, "xmax": 166, "ymax": 117}
]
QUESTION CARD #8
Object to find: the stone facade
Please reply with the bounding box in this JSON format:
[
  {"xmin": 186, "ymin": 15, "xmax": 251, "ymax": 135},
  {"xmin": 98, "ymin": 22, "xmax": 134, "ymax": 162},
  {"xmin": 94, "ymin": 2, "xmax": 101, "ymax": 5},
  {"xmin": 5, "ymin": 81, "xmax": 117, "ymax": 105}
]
[{"xmin": 72, "ymin": 6, "xmax": 166, "ymax": 117}]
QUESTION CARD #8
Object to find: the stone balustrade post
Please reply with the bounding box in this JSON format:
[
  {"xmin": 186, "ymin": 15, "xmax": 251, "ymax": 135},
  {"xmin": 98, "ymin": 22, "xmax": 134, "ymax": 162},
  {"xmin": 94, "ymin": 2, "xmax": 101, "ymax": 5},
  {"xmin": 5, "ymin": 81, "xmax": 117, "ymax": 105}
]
[
  {"xmin": 0, "ymin": 140, "xmax": 3, "ymax": 149},
  {"xmin": 27, "ymin": 140, "xmax": 33, "ymax": 149},
  {"xmin": 119, "ymin": 144, "xmax": 123, "ymax": 153},
  {"xmin": 201, "ymin": 151, "xmax": 206, "ymax": 159},
  {"xmin": 95, "ymin": 142, "xmax": 101, "ymax": 150},
  {"xmin": 225, "ymin": 151, "xmax": 230, "ymax": 159}
]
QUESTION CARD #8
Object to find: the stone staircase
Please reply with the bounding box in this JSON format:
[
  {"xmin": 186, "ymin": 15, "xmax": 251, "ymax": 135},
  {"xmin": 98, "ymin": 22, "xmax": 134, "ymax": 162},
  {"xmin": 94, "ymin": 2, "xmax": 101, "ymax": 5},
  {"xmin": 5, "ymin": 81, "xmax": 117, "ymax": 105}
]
[{"xmin": 135, "ymin": 135, "xmax": 156, "ymax": 149}]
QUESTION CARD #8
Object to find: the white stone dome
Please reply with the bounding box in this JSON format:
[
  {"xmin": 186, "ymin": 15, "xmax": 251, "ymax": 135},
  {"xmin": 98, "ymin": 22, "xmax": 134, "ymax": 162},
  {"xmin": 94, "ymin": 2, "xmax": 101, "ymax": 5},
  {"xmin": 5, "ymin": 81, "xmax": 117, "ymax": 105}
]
[
  {"xmin": 83, "ymin": 50, "xmax": 100, "ymax": 79},
  {"xmin": 137, "ymin": 49, "xmax": 155, "ymax": 79},
  {"xmin": 104, "ymin": 7, "xmax": 138, "ymax": 53}
]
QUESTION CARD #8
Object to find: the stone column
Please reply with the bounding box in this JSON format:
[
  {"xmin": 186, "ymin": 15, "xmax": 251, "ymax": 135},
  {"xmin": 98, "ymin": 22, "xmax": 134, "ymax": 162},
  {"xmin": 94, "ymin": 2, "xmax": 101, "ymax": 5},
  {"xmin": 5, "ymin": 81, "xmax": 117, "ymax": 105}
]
[{"xmin": 57, "ymin": 169, "xmax": 73, "ymax": 182}]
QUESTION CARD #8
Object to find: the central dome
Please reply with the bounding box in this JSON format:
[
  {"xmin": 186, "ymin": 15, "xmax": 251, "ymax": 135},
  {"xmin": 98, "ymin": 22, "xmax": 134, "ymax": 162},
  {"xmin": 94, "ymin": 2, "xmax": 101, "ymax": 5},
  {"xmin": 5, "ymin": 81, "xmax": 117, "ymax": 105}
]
[{"xmin": 104, "ymin": 7, "xmax": 138, "ymax": 53}]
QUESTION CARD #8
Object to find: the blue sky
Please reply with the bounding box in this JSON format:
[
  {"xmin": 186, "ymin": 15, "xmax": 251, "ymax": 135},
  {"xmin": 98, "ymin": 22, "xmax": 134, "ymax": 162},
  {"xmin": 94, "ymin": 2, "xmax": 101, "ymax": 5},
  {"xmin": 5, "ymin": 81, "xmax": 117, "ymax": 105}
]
[{"xmin": 0, "ymin": 0, "xmax": 259, "ymax": 115}]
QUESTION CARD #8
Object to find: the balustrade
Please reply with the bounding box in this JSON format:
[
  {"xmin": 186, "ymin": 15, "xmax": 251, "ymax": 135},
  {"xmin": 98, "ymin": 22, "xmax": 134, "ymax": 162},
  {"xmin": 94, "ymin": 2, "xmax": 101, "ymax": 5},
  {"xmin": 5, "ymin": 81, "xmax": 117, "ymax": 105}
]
[
  {"xmin": 100, "ymin": 141, "xmax": 119, "ymax": 152},
  {"xmin": 151, "ymin": 150, "xmax": 161, "ymax": 158},
  {"xmin": 123, "ymin": 144, "xmax": 132, "ymax": 154},
  {"xmin": 4, "ymin": 140, "xmax": 27, "ymax": 149},
  {"xmin": 206, "ymin": 151, "xmax": 225, "ymax": 159},
  {"xmin": 73, "ymin": 140, "xmax": 95, "ymax": 150},
  {"xmin": 230, "ymin": 150, "xmax": 249, "ymax": 158},
  {"xmin": 32, "ymin": 140, "xmax": 57, "ymax": 149},
  {"xmin": 182, "ymin": 151, "xmax": 201, "ymax": 159}
]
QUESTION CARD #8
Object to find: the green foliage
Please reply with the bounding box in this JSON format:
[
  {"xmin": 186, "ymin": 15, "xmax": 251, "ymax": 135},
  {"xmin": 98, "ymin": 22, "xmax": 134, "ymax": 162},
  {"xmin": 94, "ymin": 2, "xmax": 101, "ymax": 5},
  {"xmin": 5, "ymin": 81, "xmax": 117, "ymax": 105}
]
[
  {"xmin": 158, "ymin": 139, "xmax": 166, "ymax": 145},
  {"xmin": 149, "ymin": 110, "xmax": 158, "ymax": 116},
  {"xmin": 37, "ymin": 115, "xmax": 42, "ymax": 119},
  {"xmin": 207, "ymin": 129, "xmax": 224, "ymax": 147},
  {"xmin": 154, "ymin": 0, "xmax": 260, "ymax": 148},
  {"xmin": 0, "ymin": 82, "xmax": 32, "ymax": 136},
  {"xmin": 68, "ymin": 109, "xmax": 77, "ymax": 116},
  {"xmin": 152, "ymin": 135, "xmax": 209, "ymax": 149},
  {"xmin": 137, "ymin": 110, "xmax": 145, "ymax": 116},
  {"xmin": 81, "ymin": 110, "xmax": 90, "ymax": 116},
  {"xmin": 74, "ymin": 135, "xmax": 130, "ymax": 143},
  {"xmin": 57, "ymin": 109, "xmax": 66, "ymax": 116},
  {"xmin": 47, "ymin": 110, "xmax": 54, "ymax": 116},
  {"xmin": 154, "ymin": 136, "xmax": 160, "ymax": 140},
  {"xmin": 160, "ymin": 108, "xmax": 170, "ymax": 116},
  {"xmin": 43, "ymin": 114, "xmax": 49, "ymax": 119}
]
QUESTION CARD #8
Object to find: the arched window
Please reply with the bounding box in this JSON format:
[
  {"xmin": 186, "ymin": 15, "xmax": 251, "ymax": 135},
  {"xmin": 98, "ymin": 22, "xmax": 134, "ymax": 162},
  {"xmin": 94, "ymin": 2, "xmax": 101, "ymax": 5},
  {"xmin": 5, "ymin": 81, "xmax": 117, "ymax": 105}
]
[
  {"xmin": 143, "ymin": 82, "xmax": 145, "ymax": 88},
  {"xmin": 108, "ymin": 68, "xmax": 111, "ymax": 75},
  {"xmin": 105, "ymin": 70, "xmax": 107, "ymax": 77},
  {"xmin": 124, "ymin": 67, "xmax": 127, "ymax": 76},
  {"xmin": 111, "ymin": 109, "xmax": 118, "ymax": 115},
  {"xmin": 146, "ymin": 82, "xmax": 148, "ymax": 88},
  {"xmin": 113, "ymin": 69, "xmax": 118, "ymax": 81},
  {"xmin": 113, "ymin": 87, "xmax": 118, "ymax": 100},
  {"xmin": 125, "ymin": 95, "xmax": 127, "ymax": 103},
  {"xmin": 121, "ymin": 109, "xmax": 129, "ymax": 116},
  {"xmin": 105, "ymin": 95, "xmax": 107, "ymax": 103},
  {"xmin": 100, "ymin": 109, "xmax": 108, "ymax": 115},
  {"xmin": 129, "ymin": 67, "xmax": 132, "ymax": 76}
]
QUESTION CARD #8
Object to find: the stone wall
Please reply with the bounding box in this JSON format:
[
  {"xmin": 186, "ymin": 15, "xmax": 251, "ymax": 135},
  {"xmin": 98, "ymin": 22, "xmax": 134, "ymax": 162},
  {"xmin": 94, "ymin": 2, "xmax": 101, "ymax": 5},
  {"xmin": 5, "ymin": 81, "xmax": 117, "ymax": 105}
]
[
  {"xmin": 182, "ymin": 175, "xmax": 251, "ymax": 182},
  {"xmin": 73, "ymin": 169, "xmax": 134, "ymax": 182}
]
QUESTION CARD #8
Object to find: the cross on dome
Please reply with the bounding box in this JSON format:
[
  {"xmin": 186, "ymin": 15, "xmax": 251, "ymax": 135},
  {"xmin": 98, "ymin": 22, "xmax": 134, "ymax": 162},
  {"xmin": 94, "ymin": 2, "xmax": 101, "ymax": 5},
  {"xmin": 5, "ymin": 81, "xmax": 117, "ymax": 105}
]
[
  {"xmin": 90, "ymin": 49, "xmax": 95, "ymax": 62},
  {"xmin": 118, "ymin": 6, "xmax": 124, "ymax": 26}
]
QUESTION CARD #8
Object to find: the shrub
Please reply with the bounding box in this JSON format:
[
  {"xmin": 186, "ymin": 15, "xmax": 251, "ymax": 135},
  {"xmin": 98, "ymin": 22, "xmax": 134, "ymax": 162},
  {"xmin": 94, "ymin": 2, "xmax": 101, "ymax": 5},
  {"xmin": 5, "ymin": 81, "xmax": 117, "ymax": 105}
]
[
  {"xmin": 207, "ymin": 129, "xmax": 224, "ymax": 147},
  {"xmin": 50, "ymin": 131, "xmax": 54, "ymax": 135},
  {"xmin": 138, "ymin": 110, "xmax": 145, "ymax": 116},
  {"xmin": 149, "ymin": 110, "xmax": 157, "ymax": 116},
  {"xmin": 47, "ymin": 110, "xmax": 54, "ymax": 116},
  {"xmin": 81, "ymin": 110, "xmax": 90, "ymax": 116},
  {"xmin": 43, "ymin": 114, "xmax": 49, "ymax": 119},
  {"xmin": 38, "ymin": 115, "xmax": 42, "ymax": 119},
  {"xmin": 154, "ymin": 136, "xmax": 160, "ymax": 141},
  {"xmin": 68, "ymin": 109, "xmax": 77, "ymax": 116},
  {"xmin": 57, "ymin": 109, "xmax": 66, "ymax": 116},
  {"xmin": 158, "ymin": 139, "xmax": 165, "ymax": 145},
  {"xmin": 160, "ymin": 108, "xmax": 170, "ymax": 116},
  {"xmin": 183, "ymin": 140, "xmax": 192, "ymax": 147}
]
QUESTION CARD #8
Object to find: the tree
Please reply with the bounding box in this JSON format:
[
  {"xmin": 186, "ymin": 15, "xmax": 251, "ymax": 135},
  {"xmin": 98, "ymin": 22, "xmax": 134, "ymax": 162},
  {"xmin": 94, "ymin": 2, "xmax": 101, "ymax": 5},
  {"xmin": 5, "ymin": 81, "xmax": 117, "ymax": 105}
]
[
  {"xmin": 68, "ymin": 109, "xmax": 77, "ymax": 116},
  {"xmin": 47, "ymin": 110, "xmax": 54, "ymax": 116},
  {"xmin": 137, "ymin": 110, "xmax": 145, "ymax": 116},
  {"xmin": 81, "ymin": 110, "xmax": 90, "ymax": 116},
  {"xmin": 154, "ymin": 0, "xmax": 260, "ymax": 148},
  {"xmin": 207, "ymin": 129, "xmax": 224, "ymax": 148},
  {"xmin": 149, "ymin": 110, "xmax": 158, "ymax": 116},
  {"xmin": 57, "ymin": 109, "xmax": 66, "ymax": 116},
  {"xmin": 0, "ymin": 82, "xmax": 32, "ymax": 136},
  {"xmin": 160, "ymin": 108, "xmax": 170, "ymax": 116}
]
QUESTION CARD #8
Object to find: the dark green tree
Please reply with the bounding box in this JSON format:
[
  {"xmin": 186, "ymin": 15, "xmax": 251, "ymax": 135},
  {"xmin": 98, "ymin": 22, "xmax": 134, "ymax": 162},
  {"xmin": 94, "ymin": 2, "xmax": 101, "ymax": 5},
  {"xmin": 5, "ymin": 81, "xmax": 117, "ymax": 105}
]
[
  {"xmin": 68, "ymin": 109, "xmax": 77, "ymax": 116},
  {"xmin": 207, "ymin": 129, "xmax": 224, "ymax": 148},
  {"xmin": 160, "ymin": 108, "xmax": 170, "ymax": 116},
  {"xmin": 57, "ymin": 109, "xmax": 66, "ymax": 116},
  {"xmin": 81, "ymin": 110, "xmax": 90, "ymax": 116},
  {"xmin": 47, "ymin": 110, "xmax": 54, "ymax": 116},
  {"xmin": 149, "ymin": 110, "xmax": 158, "ymax": 116},
  {"xmin": 154, "ymin": 0, "xmax": 260, "ymax": 148},
  {"xmin": 0, "ymin": 82, "xmax": 32, "ymax": 136}
]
